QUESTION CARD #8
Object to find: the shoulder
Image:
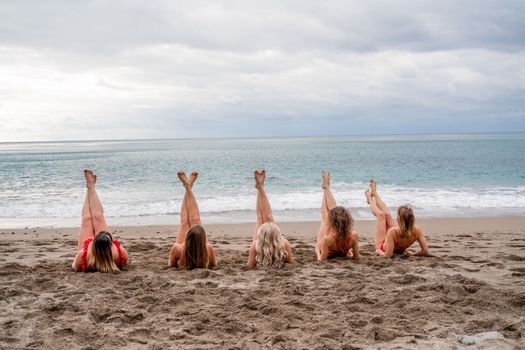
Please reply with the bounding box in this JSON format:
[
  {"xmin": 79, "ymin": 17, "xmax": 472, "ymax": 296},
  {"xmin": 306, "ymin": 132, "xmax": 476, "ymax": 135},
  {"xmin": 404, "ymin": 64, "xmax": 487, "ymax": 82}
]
[
  {"xmin": 322, "ymin": 235, "xmax": 335, "ymax": 247},
  {"xmin": 170, "ymin": 243, "xmax": 183, "ymax": 256},
  {"xmin": 350, "ymin": 231, "xmax": 358, "ymax": 241},
  {"xmin": 249, "ymin": 241, "xmax": 257, "ymax": 252},
  {"xmin": 413, "ymin": 225, "xmax": 423, "ymax": 237},
  {"xmin": 386, "ymin": 227, "xmax": 398, "ymax": 238}
]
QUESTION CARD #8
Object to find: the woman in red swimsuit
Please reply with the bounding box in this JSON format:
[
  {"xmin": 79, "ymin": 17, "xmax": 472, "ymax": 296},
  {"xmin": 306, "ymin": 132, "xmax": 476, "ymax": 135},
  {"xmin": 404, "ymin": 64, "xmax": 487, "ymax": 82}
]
[
  {"xmin": 72, "ymin": 170, "xmax": 128, "ymax": 273},
  {"xmin": 365, "ymin": 180, "xmax": 429, "ymax": 258},
  {"xmin": 316, "ymin": 171, "xmax": 359, "ymax": 261},
  {"xmin": 168, "ymin": 171, "xmax": 217, "ymax": 270}
]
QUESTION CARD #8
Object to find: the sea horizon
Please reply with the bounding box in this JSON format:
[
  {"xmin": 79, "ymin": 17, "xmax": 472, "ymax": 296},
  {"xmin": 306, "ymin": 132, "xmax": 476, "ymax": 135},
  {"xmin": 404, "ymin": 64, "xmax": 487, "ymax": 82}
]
[{"xmin": 1, "ymin": 130, "xmax": 525, "ymax": 145}]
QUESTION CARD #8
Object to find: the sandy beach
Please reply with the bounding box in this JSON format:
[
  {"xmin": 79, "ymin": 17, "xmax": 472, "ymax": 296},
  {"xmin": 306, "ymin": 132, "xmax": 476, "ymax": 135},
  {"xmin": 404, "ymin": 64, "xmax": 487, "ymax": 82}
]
[{"xmin": 1, "ymin": 216, "xmax": 524, "ymax": 349}]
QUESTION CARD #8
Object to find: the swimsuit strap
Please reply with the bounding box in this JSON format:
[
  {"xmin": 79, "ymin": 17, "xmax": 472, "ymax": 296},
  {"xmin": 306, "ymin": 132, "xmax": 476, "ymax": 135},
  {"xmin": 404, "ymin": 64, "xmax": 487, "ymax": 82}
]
[
  {"xmin": 80, "ymin": 238, "xmax": 93, "ymax": 272},
  {"xmin": 112, "ymin": 239, "xmax": 126, "ymax": 269}
]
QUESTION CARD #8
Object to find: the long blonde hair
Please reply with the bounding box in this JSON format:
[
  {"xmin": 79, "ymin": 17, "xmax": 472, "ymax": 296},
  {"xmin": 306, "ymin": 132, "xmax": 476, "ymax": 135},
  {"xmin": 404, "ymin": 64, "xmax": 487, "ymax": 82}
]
[
  {"xmin": 255, "ymin": 222, "xmax": 288, "ymax": 267},
  {"xmin": 397, "ymin": 205, "xmax": 415, "ymax": 239},
  {"xmin": 88, "ymin": 231, "xmax": 120, "ymax": 273}
]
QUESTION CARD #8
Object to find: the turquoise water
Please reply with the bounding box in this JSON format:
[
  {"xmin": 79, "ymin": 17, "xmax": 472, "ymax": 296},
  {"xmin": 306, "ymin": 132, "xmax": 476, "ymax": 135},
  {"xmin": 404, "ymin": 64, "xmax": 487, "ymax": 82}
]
[{"xmin": 1, "ymin": 133, "xmax": 524, "ymax": 227}]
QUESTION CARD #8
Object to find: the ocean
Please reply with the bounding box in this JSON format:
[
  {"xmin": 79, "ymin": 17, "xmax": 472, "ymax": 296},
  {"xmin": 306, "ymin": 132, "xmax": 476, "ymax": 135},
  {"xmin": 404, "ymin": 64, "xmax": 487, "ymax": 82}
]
[{"xmin": 1, "ymin": 133, "xmax": 524, "ymax": 228}]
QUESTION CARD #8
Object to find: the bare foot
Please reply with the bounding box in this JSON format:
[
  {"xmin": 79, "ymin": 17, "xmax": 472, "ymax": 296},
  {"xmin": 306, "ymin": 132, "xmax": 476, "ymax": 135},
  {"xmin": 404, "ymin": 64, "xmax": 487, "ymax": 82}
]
[
  {"xmin": 254, "ymin": 170, "xmax": 265, "ymax": 189},
  {"xmin": 84, "ymin": 169, "xmax": 96, "ymax": 187},
  {"xmin": 177, "ymin": 171, "xmax": 189, "ymax": 187},
  {"xmin": 370, "ymin": 179, "xmax": 376, "ymax": 196},
  {"xmin": 189, "ymin": 171, "xmax": 198, "ymax": 187},
  {"xmin": 322, "ymin": 171, "xmax": 330, "ymax": 189},
  {"xmin": 365, "ymin": 189, "xmax": 372, "ymax": 204}
]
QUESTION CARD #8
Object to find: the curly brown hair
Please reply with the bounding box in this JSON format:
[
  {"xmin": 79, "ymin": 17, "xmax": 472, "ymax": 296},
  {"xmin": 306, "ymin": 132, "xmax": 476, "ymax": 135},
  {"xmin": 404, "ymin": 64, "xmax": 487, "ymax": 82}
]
[{"xmin": 328, "ymin": 206, "xmax": 354, "ymax": 241}]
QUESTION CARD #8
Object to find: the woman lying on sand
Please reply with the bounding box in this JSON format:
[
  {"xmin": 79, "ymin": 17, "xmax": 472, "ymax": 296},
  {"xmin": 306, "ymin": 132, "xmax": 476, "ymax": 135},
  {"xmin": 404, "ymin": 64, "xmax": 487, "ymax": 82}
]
[
  {"xmin": 168, "ymin": 171, "xmax": 217, "ymax": 270},
  {"xmin": 316, "ymin": 171, "xmax": 359, "ymax": 261},
  {"xmin": 72, "ymin": 170, "xmax": 128, "ymax": 273},
  {"xmin": 365, "ymin": 180, "xmax": 429, "ymax": 258},
  {"xmin": 247, "ymin": 170, "xmax": 293, "ymax": 269}
]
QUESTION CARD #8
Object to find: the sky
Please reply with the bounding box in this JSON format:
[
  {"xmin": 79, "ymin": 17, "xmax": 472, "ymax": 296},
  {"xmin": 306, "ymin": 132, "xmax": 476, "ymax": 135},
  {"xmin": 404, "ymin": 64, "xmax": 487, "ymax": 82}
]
[{"xmin": 0, "ymin": 0, "xmax": 524, "ymax": 141}]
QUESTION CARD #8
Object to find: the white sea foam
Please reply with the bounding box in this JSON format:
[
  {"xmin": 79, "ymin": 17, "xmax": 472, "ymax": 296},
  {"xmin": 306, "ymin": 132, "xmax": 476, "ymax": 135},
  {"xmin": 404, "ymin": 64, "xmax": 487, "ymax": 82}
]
[{"xmin": 2, "ymin": 184, "xmax": 525, "ymax": 227}]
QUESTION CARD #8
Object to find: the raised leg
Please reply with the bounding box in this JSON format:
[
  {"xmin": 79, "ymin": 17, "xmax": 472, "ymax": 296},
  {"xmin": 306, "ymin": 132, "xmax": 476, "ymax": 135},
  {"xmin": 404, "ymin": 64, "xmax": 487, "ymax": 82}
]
[
  {"xmin": 85, "ymin": 170, "xmax": 110, "ymax": 234},
  {"xmin": 77, "ymin": 182, "xmax": 95, "ymax": 250},
  {"xmin": 370, "ymin": 180, "xmax": 395, "ymax": 229},
  {"xmin": 176, "ymin": 171, "xmax": 191, "ymax": 244},
  {"xmin": 317, "ymin": 171, "xmax": 333, "ymax": 251},
  {"xmin": 184, "ymin": 171, "xmax": 201, "ymax": 226},
  {"xmin": 253, "ymin": 170, "xmax": 265, "ymax": 240},
  {"xmin": 323, "ymin": 172, "xmax": 336, "ymax": 212},
  {"xmin": 366, "ymin": 189, "xmax": 388, "ymax": 249},
  {"xmin": 254, "ymin": 170, "xmax": 274, "ymax": 233}
]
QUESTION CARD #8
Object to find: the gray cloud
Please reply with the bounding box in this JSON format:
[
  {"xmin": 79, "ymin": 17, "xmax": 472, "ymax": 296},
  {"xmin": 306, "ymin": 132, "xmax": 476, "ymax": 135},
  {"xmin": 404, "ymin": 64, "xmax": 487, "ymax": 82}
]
[{"xmin": 0, "ymin": 1, "xmax": 523, "ymax": 141}]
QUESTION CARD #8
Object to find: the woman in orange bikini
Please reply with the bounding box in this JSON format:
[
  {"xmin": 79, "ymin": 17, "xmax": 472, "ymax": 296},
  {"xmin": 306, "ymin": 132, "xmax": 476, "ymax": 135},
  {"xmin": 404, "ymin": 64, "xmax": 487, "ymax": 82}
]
[
  {"xmin": 316, "ymin": 171, "xmax": 359, "ymax": 261},
  {"xmin": 365, "ymin": 180, "xmax": 429, "ymax": 258},
  {"xmin": 168, "ymin": 171, "xmax": 217, "ymax": 270},
  {"xmin": 72, "ymin": 170, "xmax": 128, "ymax": 273}
]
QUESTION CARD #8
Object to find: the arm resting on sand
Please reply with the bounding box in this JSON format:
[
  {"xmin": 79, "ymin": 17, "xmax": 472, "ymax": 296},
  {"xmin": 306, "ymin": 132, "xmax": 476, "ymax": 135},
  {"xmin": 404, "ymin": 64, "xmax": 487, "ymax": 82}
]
[
  {"xmin": 284, "ymin": 239, "xmax": 294, "ymax": 263},
  {"xmin": 350, "ymin": 232, "xmax": 359, "ymax": 260},
  {"xmin": 207, "ymin": 243, "xmax": 217, "ymax": 268},
  {"xmin": 168, "ymin": 244, "xmax": 181, "ymax": 267},
  {"xmin": 408, "ymin": 232, "xmax": 429, "ymax": 256},
  {"xmin": 247, "ymin": 241, "xmax": 257, "ymax": 269},
  {"xmin": 318, "ymin": 237, "xmax": 330, "ymax": 261},
  {"xmin": 72, "ymin": 250, "xmax": 83, "ymax": 272}
]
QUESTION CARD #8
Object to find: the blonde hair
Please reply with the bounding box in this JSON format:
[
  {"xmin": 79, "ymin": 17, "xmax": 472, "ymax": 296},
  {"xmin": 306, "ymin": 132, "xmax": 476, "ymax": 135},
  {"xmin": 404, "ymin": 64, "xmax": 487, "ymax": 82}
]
[
  {"xmin": 88, "ymin": 231, "xmax": 120, "ymax": 273},
  {"xmin": 255, "ymin": 222, "xmax": 288, "ymax": 267},
  {"xmin": 397, "ymin": 205, "xmax": 415, "ymax": 239}
]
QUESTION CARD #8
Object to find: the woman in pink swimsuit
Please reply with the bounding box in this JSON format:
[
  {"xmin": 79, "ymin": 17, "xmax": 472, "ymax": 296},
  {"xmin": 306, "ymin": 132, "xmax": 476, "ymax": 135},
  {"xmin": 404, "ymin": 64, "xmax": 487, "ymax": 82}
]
[
  {"xmin": 72, "ymin": 170, "xmax": 128, "ymax": 273},
  {"xmin": 365, "ymin": 180, "xmax": 429, "ymax": 258}
]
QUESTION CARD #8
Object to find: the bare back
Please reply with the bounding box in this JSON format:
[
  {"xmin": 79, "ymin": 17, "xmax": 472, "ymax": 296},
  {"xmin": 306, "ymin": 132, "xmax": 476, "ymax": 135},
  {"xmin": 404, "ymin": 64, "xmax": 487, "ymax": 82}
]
[{"xmin": 388, "ymin": 225, "xmax": 422, "ymax": 253}]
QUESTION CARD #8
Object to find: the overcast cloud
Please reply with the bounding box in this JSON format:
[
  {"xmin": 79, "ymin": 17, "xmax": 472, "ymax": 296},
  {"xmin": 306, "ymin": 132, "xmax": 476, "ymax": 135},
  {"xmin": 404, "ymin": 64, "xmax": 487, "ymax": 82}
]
[{"xmin": 0, "ymin": 0, "xmax": 524, "ymax": 141}]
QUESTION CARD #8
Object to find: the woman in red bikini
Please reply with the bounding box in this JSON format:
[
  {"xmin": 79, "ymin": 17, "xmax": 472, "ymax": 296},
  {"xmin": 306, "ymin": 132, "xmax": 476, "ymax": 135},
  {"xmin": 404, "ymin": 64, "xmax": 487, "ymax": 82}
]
[
  {"xmin": 168, "ymin": 171, "xmax": 217, "ymax": 270},
  {"xmin": 72, "ymin": 170, "xmax": 128, "ymax": 273},
  {"xmin": 365, "ymin": 180, "xmax": 429, "ymax": 258},
  {"xmin": 316, "ymin": 171, "xmax": 359, "ymax": 261}
]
